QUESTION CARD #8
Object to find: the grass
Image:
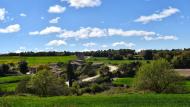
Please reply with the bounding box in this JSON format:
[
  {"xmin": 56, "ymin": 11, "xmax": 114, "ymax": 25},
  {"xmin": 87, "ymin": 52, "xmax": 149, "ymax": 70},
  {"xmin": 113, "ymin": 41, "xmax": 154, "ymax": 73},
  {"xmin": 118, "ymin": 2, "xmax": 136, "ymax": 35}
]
[
  {"xmin": 86, "ymin": 57, "xmax": 149, "ymax": 65},
  {"xmin": 1, "ymin": 94, "xmax": 190, "ymax": 107},
  {"xmin": 0, "ymin": 75, "xmax": 28, "ymax": 84},
  {"xmin": 113, "ymin": 78, "xmax": 134, "ymax": 86},
  {"xmin": 0, "ymin": 56, "xmax": 77, "ymax": 66},
  {"xmin": 0, "ymin": 75, "xmax": 29, "ymax": 92},
  {"xmin": 0, "ymin": 83, "xmax": 17, "ymax": 92}
]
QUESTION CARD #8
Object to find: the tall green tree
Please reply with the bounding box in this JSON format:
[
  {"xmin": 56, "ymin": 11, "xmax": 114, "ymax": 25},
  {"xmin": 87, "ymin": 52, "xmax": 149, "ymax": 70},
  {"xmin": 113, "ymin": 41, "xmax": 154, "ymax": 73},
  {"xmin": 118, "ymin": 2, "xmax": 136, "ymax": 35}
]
[
  {"xmin": 18, "ymin": 60, "xmax": 29, "ymax": 74},
  {"xmin": 67, "ymin": 61, "xmax": 75, "ymax": 87}
]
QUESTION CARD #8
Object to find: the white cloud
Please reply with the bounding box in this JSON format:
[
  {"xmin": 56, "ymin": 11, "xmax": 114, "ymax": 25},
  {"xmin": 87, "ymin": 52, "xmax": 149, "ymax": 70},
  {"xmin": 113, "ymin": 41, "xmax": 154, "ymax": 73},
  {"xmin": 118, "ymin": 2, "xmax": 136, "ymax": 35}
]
[
  {"xmin": 49, "ymin": 17, "xmax": 60, "ymax": 24},
  {"xmin": 62, "ymin": 0, "xmax": 102, "ymax": 9},
  {"xmin": 20, "ymin": 13, "xmax": 27, "ymax": 17},
  {"xmin": 0, "ymin": 8, "xmax": 6, "ymax": 21},
  {"xmin": 48, "ymin": 5, "xmax": 66, "ymax": 13},
  {"xmin": 101, "ymin": 45, "xmax": 108, "ymax": 48},
  {"xmin": 59, "ymin": 27, "xmax": 157, "ymax": 39},
  {"xmin": 0, "ymin": 24, "xmax": 21, "ymax": 33},
  {"xmin": 135, "ymin": 7, "xmax": 180, "ymax": 24},
  {"xmin": 46, "ymin": 40, "xmax": 67, "ymax": 47},
  {"xmin": 29, "ymin": 26, "xmax": 62, "ymax": 35},
  {"xmin": 108, "ymin": 29, "xmax": 156, "ymax": 37},
  {"xmin": 15, "ymin": 46, "xmax": 27, "ymax": 53},
  {"xmin": 29, "ymin": 26, "xmax": 178, "ymax": 41},
  {"xmin": 156, "ymin": 35, "xmax": 178, "ymax": 40},
  {"xmin": 112, "ymin": 41, "xmax": 135, "ymax": 49},
  {"xmin": 144, "ymin": 35, "xmax": 178, "ymax": 41},
  {"xmin": 59, "ymin": 27, "xmax": 107, "ymax": 39},
  {"xmin": 83, "ymin": 42, "xmax": 96, "ymax": 47},
  {"xmin": 19, "ymin": 46, "xmax": 26, "ymax": 50}
]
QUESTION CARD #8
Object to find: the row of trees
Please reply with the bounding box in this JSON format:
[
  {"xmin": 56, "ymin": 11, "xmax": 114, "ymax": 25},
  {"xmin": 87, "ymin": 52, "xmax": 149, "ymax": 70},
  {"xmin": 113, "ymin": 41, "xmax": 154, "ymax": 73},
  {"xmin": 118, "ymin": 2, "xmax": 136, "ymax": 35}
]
[{"xmin": 0, "ymin": 51, "xmax": 74, "ymax": 56}]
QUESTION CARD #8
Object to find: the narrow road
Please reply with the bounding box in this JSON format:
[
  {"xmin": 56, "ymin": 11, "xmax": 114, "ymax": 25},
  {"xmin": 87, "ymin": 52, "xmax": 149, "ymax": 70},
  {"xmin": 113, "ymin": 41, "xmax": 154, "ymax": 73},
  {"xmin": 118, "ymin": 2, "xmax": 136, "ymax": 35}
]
[
  {"xmin": 81, "ymin": 65, "xmax": 118, "ymax": 82},
  {"xmin": 65, "ymin": 65, "xmax": 119, "ymax": 86}
]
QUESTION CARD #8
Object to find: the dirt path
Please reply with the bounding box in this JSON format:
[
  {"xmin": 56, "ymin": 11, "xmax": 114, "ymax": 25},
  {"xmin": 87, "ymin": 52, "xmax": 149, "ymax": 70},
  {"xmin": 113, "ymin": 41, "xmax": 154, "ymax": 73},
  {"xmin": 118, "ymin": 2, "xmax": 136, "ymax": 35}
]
[
  {"xmin": 175, "ymin": 69, "xmax": 190, "ymax": 77},
  {"xmin": 108, "ymin": 65, "xmax": 118, "ymax": 72},
  {"xmin": 82, "ymin": 75, "xmax": 100, "ymax": 82},
  {"xmin": 81, "ymin": 65, "xmax": 118, "ymax": 82}
]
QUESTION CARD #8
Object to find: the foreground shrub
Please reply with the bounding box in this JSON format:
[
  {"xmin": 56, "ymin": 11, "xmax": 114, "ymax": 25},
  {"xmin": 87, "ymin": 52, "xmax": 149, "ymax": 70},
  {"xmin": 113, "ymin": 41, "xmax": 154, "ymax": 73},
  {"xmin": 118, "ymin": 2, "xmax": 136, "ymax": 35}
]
[
  {"xmin": 16, "ymin": 70, "xmax": 70, "ymax": 97},
  {"xmin": 134, "ymin": 59, "xmax": 185, "ymax": 93},
  {"xmin": 30, "ymin": 70, "xmax": 69, "ymax": 96}
]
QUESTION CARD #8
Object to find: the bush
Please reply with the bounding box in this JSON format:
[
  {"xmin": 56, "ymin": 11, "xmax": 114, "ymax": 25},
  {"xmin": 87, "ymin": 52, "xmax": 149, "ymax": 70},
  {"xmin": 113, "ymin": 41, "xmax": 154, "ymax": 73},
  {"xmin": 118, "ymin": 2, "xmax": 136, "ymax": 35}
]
[
  {"xmin": 37, "ymin": 64, "xmax": 50, "ymax": 71},
  {"xmin": 16, "ymin": 76, "xmax": 31, "ymax": 93},
  {"xmin": 172, "ymin": 51, "xmax": 190, "ymax": 69},
  {"xmin": 29, "ymin": 70, "xmax": 69, "ymax": 97},
  {"xmin": 90, "ymin": 83, "xmax": 104, "ymax": 94},
  {"xmin": 117, "ymin": 62, "xmax": 141, "ymax": 77},
  {"xmin": 134, "ymin": 59, "xmax": 185, "ymax": 93}
]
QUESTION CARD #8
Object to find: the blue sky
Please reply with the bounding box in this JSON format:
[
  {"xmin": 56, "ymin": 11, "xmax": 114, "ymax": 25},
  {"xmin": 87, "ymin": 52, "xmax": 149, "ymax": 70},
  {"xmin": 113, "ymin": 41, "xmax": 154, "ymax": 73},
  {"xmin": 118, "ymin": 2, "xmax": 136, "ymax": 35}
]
[{"xmin": 0, "ymin": 0, "xmax": 189, "ymax": 53}]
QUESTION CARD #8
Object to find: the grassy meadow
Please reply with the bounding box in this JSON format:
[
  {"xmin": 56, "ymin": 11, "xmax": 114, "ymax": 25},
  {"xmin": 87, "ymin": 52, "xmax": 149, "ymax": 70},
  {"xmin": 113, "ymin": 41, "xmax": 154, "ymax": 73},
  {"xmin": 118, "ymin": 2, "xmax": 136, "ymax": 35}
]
[
  {"xmin": 0, "ymin": 75, "xmax": 29, "ymax": 92},
  {"xmin": 1, "ymin": 94, "xmax": 190, "ymax": 107},
  {"xmin": 0, "ymin": 56, "xmax": 76, "ymax": 66},
  {"xmin": 113, "ymin": 78, "xmax": 134, "ymax": 86}
]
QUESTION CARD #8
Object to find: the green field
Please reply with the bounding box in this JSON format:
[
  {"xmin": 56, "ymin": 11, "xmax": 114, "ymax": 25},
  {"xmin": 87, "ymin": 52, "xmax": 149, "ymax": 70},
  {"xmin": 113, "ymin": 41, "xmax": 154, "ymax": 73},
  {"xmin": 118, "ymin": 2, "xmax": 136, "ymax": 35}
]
[
  {"xmin": 113, "ymin": 78, "xmax": 134, "ymax": 86},
  {"xmin": 86, "ymin": 57, "xmax": 148, "ymax": 65},
  {"xmin": 1, "ymin": 94, "xmax": 190, "ymax": 107},
  {"xmin": 0, "ymin": 76, "xmax": 27, "ymax": 84},
  {"xmin": 0, "ymin": 75, "xmax": 29, "ymax": 92},
  {"xmin": 0, "ymin": 56, "xmax": 76, "ymax": 66}
]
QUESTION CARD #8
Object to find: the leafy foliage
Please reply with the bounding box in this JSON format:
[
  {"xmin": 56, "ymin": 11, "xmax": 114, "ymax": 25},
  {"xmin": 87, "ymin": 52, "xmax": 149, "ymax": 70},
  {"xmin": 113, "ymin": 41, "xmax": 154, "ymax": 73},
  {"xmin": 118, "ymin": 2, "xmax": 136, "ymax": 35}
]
[{"xmin": 134, "ymin": 59, "xmax": 185, "ymax": 93}]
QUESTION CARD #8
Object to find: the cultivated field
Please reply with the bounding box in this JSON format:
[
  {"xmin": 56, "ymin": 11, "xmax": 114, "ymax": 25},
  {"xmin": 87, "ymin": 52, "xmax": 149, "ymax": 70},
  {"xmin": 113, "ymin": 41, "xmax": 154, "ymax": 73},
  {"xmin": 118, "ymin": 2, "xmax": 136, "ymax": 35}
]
[
  {"xmin": 0, "ymin": 75, "xmax": 28, "ymax": 92},
  {"xmin": 0, "ymin": 56, "xmax": 76, "ymax": 66}
]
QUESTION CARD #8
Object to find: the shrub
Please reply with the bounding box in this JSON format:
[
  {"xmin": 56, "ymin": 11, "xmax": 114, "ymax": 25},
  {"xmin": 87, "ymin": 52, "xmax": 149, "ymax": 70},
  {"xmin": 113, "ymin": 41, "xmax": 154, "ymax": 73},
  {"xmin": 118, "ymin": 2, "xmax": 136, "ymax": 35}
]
[
  {"xmin": 16, "ymin": 76, "xmax": 31, "ymax": 93},
  {"xmin": 71, "ymin": 81, "xmax": 82, "ymax": 96},
  {"xmin": 172, "ymin": 51, "xmax": 190, "ymax": 69},
  {"xmin": 29, "ymin": 70, "xmax": 69, "ymax": 97},
  {"xmin": 37, "ymin": 64, "xmax": 50, "ymax": 71},
  {"xmin": 90, "ymin": 83, "xmax": 104, "ymax": 94},
  {"xmin": 134, "ymin": 59, "xmax": 185, "ymax": 93}
]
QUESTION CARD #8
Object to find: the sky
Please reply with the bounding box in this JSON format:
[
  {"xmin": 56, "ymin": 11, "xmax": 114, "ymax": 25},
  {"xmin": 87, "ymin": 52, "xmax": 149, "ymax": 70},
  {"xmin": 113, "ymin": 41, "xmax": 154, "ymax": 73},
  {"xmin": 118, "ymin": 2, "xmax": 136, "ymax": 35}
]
[{"xmin": 0, "ymin": 0, "xmax": 189, "ymax": 53}]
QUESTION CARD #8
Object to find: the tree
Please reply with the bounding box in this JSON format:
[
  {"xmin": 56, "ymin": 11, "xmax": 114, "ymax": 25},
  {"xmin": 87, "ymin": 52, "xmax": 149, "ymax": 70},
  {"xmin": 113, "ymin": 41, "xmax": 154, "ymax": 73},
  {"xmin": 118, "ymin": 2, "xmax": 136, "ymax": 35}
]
[
  {"xmin": 172, "ymin": 51, "xmax": 190, "ymax": 69},
  {"xmin": 29, "ymin": 70, "xmax": 69, "ymax": 96},
  {"xmin": 117, "ymin": 62, "xmax": 141, "ymax": 77},
  {"xmin": 134, "ymin": 59, "xmax": 184, "ymax": 93},
  {"xmin": 67, "ymin": 61, "xmax": 75, "ymax": 87},
  {"xmin": 142, "ymin": 50, "xmax": 153, "ymax": 60},
  {"xmin": 0, "ymin": 64, "xmax": 10, "ymax": 75},
  {"xmin": 18, "ymin": 61, "xmax": 29, "ymax": 74}
]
